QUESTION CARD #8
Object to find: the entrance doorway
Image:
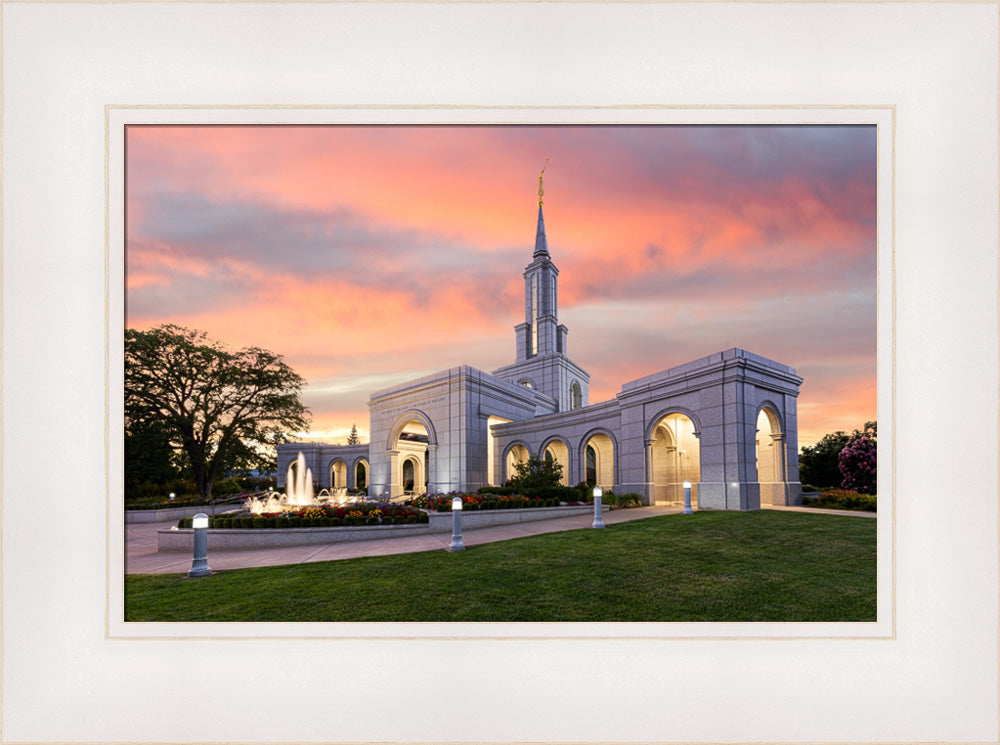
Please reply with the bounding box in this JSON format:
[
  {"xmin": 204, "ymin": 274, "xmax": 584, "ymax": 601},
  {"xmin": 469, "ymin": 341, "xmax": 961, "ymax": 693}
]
[{"xmin": 649, "ymin": 413, "xmax": 700, "ymax": 507}]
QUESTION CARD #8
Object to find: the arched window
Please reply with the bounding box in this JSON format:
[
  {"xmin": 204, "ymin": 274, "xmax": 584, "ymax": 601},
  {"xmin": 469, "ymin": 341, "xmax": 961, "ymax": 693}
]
[
  {"xmin": 586, "ymin": 444, "xmax": 597, "ymax": 484},
  {"xmin": 355, "ymin": 461, "xmax": 367, "ymax": 490},
  {"xmin": 571, "ymin": 381, "xmax": 582, "ymax": 410}
]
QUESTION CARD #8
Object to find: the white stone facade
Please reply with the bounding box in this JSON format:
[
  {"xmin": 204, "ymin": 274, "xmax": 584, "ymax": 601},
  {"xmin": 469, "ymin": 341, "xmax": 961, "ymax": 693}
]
[{"xmin": 278, "ymin": 198, "xmax": 803, "ymax": 510}]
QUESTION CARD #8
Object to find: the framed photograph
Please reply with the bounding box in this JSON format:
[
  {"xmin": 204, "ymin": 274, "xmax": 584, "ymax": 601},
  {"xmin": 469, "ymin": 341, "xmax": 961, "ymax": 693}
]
[{"xmin": 3, "ymin": 2, "xmax": 997, "ymax": 743}]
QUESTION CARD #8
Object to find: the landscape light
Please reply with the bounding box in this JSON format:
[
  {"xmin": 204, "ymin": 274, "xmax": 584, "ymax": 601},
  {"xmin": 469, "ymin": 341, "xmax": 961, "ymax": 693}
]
[
  {"xmin": 683, "ymin": 480, "xmax": 693, "ymax": 515},
  {"xmin": 187, "ymin": 512, "xmax": 212, "ymax": 578},
  {"xmin": 169, "ymin": 492, "xmax": 175, "ymax": 501},
  {"xmin": 448, "ymin": 497, "xmax": 465, "ymax": 551},
  {"xmin": 592, "ymin": 486, "xmax": 605, "ymax": 529}
]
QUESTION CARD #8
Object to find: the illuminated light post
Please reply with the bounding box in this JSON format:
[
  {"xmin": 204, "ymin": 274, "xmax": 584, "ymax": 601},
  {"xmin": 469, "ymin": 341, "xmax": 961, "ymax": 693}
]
[
  {"xmin": 169, "ymin": 492, "xmax": 175, "ymax": 502},
  {"xmin": 592, "ymin": 486, "xmax": 605, "ymax": 529},
  {"xmin": 187, "ymin": 513, "xmax": 212, "ymax": 578},
  {"xmin": 448, "ymin": 496, "xmax": 465, "ymax": 552},
  {"xmin": 683, "ymin": 480, "xmax": 693, "ymax": 515}
]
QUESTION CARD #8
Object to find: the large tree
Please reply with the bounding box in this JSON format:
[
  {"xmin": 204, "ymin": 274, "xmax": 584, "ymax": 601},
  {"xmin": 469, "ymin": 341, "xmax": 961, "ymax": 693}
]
[
  {"xmin": 799, "ymin": 431, "xmax": 850, "ymax": 487},
  {"xmin": 125, "ymin": 325, "xmax": 310, "ymax": 499}
]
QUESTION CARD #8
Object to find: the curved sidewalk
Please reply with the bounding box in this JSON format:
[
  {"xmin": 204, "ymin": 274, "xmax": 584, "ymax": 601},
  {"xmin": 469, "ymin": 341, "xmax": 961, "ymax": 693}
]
[
  {"xmin": 125, "ymin": 506, "xmax": 678, "ymax": 575},
  {"xmin": 125, "ymin": 504, "xmax": 874, "ymax": 575}
]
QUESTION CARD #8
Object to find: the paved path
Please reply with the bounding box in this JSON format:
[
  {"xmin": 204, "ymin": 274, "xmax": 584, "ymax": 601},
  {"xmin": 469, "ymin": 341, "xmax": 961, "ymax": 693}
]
[{"xmin": 125, "ymin": 504, "xmax": 875, "ymax": 575}]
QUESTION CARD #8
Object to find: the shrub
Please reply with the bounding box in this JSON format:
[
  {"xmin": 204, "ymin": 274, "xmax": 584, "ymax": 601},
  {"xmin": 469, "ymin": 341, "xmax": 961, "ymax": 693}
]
[
  {"xmin": 803, "ymin": 489, "xmax": 877, "ymax": 512},
  {"xmin": 392, "ymin": 516, "xmax": 404, "ymax": 525},
  {"xmin": 520, "ymin": 485, "xmax": 575, "ymax": 502},
  {"xmin": 288, "ymin": 517, "xmax": 301, "ymax": 528},
  {"xmin": 275, "ymin": 518, "xmax": 290, "ymax": 529},
  {"xmin": 507, "ymin": 455, "xmax": 563, "ymax": 491},
  {"xmin": 839, "ymin": 431, "xmax": 877, "ymax": 495},
  {"xmin": 608, "ymin": 493, "xmax": 643, "ymax": 510},
  {"xmin": 366, "ymin": 516, "xmax": 380, "ymax": 525},
  {"xmin": 177, "ymin": 517, "xmax": 192, "ymax": 529},
  {"xmin": 213, "ymin": 478, "xmax": 244, "ymax": 496}
]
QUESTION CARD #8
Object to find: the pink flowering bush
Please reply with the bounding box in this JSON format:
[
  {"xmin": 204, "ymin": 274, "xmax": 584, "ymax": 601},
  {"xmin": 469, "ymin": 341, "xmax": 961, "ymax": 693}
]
[{"xmin": 838, "ymin": 432, "xmax": 877, "ymax": 495}]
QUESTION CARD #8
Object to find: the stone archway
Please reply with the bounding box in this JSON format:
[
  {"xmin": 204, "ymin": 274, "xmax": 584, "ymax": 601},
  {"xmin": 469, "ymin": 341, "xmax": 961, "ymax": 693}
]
[
  {"xmin": 329, "ymin": 459, "xmax": 347, "ymax": 489},
  {"xmin": 354, "ymin": 459, "xmax": 369, "ymax": 491},
  {"xmin": 649, "ymin": 412, "xmax": 701, "ymax": 507},
  {"xmin": 580, "ymin": 430, "xmax": 615, "ymax": 489},
  {"xmin": 386, "ymin": 412, "xmax": 436, "ymax": 499},
  {"xmin": 504, "ymin": 442, "xmax": 531, "ymax": 484},
  {"xmin": 542, "ymin": 437, "xmax": 570, "ymax": 486},
  {"xmin": 756, "ymin": 405, "xmax": 786, "ymax": 506}
]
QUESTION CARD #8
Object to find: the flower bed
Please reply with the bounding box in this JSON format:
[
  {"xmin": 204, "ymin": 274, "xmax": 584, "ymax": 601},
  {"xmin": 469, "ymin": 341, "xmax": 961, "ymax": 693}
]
[
  {"xmin": 176, "ymin": 501, "xmax": 427, "ymax": 529},
  {"xmin": 801, "ymin": 489, "xmax": 877, "ymax": 512}
]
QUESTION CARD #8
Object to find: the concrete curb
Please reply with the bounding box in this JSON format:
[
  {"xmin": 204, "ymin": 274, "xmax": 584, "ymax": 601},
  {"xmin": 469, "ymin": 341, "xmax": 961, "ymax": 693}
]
[{"xmin": 126, "ymin": 502, "xmax": 241, "ymax": 523}]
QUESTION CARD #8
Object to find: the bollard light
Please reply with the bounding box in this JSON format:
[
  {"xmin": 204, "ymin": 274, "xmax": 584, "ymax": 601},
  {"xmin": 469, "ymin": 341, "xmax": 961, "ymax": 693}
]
[
  {"xmin": 448, "ymin": 496, "xmax": 465, "ymax": 552},
  {"xmin": 169, "ymin": 492, "xmax": 175, "ymax": 501},
  {"xmin": 592, "ymin": 486, "xmax": 605, "ymax": 529},
  {"xmin": 683, "ymin": 480, "xmax": 694, "ymax": 515},
  {"xmin": 187, "ymin": 512, "xmax": 212, "ymax": 578}
]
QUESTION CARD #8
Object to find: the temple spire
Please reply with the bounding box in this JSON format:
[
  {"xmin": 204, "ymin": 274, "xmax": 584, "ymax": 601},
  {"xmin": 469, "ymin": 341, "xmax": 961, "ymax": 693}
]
[{"xmin": 534, "ymin": 161, "xmax": 550, "ymax": 259}]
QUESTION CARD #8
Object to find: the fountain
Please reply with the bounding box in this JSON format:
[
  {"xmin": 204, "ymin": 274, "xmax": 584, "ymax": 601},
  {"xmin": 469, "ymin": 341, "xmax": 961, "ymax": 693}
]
[{"xmin": 244, "ymin": 451, "xmax": 359, "ymax": 515}]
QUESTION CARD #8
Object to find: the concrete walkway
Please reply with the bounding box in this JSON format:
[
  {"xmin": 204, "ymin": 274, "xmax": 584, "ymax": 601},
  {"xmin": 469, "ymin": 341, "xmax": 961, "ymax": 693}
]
[
  {"xmin": 125, "ymin": 504, "xmax": 875, "ymax": 575},
  {"xmin": 125, "ymin": 505, "xmax": 682, "ymax": 575}
]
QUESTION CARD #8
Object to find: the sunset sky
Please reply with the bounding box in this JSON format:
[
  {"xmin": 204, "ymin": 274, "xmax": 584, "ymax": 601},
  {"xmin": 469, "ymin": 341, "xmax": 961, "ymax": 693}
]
[{"xmin": 125, "ymin": 125, "xmax": 877, "ymax": 448}]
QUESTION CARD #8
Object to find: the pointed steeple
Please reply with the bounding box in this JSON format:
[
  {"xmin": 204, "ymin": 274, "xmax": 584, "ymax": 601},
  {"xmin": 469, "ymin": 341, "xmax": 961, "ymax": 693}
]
[
  {"xmin": 534, "ymin": 160, "xmax": 550, "ymax": 259},
  {"xmin": 533, "ymin": 203, "xmax": 549, "ymax": 259}
]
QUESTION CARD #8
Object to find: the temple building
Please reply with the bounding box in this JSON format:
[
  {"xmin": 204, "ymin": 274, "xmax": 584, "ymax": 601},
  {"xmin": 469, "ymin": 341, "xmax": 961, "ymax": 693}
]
[{"xmin": 277, "ymin": 178, "xmax": 803, "ymax": 510}]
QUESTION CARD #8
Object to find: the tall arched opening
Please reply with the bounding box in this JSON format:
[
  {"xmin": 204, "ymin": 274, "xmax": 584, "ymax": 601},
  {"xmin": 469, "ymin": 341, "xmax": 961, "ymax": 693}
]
[
  {"xmin": 487, "ymin": 415, "xmax": 513, "ymax": 486},
  {"xmin": 504, "ymin": 443, "xmax": 531, "ymax": 484},
  {"xmin": 354, "ymin": 459, "xmax": 369, "ymax": 491},
  {"xmin": 329, "ymin": 459, "xmax": 347, "ymax": 489},
  {"xmin": 388, "ymin": 418, "xmax": 431, "ymax": 499},
  {"xmin": 542, "ymin": 438, "xmax": 570, "ymax": 486},
  {"xmin": 756, "ymin": 406, "xmax": 786, "ymax": 507},
  {"xmin": 649, "ymin": 413, "xmax": 701, "ymax": 507},
  {"xmin": 581, "ymin": 431, "xmax": 615, "ymax": 489}
]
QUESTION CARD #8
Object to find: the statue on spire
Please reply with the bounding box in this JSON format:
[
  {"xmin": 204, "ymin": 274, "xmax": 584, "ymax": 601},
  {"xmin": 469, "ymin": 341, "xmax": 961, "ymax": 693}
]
[{"xmin": 538, "ymin": 158, "xmax": 548, "ymax": 206}]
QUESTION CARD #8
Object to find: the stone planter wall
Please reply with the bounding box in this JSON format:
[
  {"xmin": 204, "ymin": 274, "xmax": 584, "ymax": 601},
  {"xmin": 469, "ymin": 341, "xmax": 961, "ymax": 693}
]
[
  {"xmin": 127, "ymin": 502, "xmax": 240, "ymax": 524},
  {"xmin": 157, "ymin": 504, "xmax": 599, "ymax": 551}
]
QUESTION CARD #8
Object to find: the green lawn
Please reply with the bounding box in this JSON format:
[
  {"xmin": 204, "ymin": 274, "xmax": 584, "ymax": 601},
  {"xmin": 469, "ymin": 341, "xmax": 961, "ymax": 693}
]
[{"xmin": 124, "ymin": 510, "xmax": 876, "ymax": 623}]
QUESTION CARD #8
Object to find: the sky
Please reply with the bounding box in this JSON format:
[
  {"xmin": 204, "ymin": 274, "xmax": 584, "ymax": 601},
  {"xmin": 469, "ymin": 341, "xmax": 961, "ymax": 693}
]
[{"xmin": 125, "ymin": 124, "xmax": 877, "ymax": 448}]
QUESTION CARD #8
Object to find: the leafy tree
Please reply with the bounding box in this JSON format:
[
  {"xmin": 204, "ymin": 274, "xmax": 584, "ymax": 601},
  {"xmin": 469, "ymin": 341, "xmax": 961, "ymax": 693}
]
[
  {"xmin": 839, "ymin": 421, "xmax": 877, "ymax": 494},
  {"xmin": 125, "ymin": 325, "xmax": 310, "ymax": 500},
  {"xmin": 507, "ymin": 455, "xmax": 563, "ymax": 490},
  {"xmin": 124, "ymin": 417, "xmax": 181, "ymax": 489},
  {"xmin": 799, "ymin": 431, "xmax": 850, "ymax": 488},
  {"xmin": 347, "ymin": 423, "xmax": 361, "ymax": 445}
]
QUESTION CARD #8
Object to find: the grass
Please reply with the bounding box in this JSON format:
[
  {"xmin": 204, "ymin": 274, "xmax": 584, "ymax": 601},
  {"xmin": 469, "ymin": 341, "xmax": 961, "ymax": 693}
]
[{"xmin": 124, "ymin": 510, "xmax": 876, "ymax": 623}]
